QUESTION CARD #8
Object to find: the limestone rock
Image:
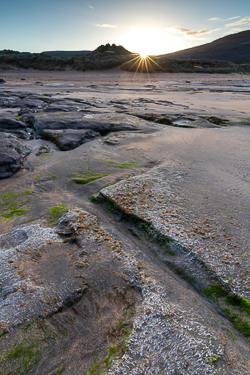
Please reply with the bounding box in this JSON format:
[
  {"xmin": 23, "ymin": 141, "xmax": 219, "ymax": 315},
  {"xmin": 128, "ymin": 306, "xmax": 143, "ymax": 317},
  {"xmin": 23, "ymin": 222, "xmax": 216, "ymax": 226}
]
[
  {"xmin": 0, "ymin": 133, "xmax": 31, "ymax": 179},
  {"xmin": 1, "ymin": 208, "xmax": 249, "ymax": 374}
]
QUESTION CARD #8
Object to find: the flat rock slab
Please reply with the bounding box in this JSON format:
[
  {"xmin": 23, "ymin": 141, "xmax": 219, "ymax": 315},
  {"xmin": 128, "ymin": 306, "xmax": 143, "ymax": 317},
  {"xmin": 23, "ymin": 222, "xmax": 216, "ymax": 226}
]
[
  {"xmin": 130, "ymin": 112, "xmax": 221, "ymax": 128},
  {"xmin": 99, "ymin": 164, "xmax": 250, "ymax": 301},
  {"xmin": 0, "ymin": 208, "xmax": 249, "ymax": 374},
  {"xmin": 44, "ymin": 99, "xmax": 86, "ymax": 112},
  {"xmin": 0, "ymin": 94, "xmax": 46, "ymax": 109},
  {"xmin": 0, "ymin": 133, "xmax": 31, "ymax": 179},
  {"xmin": 30, "ymin": 112, "xmax": 160, "ymax": 134},
  {"xmin": 41, "ymin": 128, "xmax": 100, "ymax": 150}
]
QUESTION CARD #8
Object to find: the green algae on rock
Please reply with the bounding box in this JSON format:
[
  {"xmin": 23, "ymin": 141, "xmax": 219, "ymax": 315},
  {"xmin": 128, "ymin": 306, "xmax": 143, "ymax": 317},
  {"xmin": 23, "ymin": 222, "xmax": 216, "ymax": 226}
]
[{"xmin": 0, "ymin": 190, "xmax": 32, "ymax": 221}]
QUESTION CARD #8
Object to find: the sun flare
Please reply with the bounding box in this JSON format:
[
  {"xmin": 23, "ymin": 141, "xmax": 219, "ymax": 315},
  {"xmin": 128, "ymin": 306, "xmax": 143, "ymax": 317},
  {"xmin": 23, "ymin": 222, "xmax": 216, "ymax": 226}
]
[{"xmin": 119, "ymin": 27, "xmax": 182, "ymax": 56}]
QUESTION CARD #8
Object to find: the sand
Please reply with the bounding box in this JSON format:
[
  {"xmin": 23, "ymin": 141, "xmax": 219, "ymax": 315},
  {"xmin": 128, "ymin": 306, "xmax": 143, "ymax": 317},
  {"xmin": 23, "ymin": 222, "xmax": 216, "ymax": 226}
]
[{"xmin": 1, "ymin": 68, "xmax": 250, "ymax": 117}]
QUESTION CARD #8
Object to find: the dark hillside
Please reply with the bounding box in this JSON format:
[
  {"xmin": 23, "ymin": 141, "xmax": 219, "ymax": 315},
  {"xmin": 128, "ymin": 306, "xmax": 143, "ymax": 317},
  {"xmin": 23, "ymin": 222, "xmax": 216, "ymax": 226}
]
[
  {"xmin": 161, "ymin": 30, "xmax": 250, "ymax": 64},
  {"xmin": 43, "ymin": 50, "xmax": 91, "ymax": 57}
]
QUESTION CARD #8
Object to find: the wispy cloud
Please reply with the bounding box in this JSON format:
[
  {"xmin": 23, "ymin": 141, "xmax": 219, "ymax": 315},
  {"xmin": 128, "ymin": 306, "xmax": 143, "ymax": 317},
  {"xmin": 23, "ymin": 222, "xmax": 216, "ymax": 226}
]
[
  {"xmin": 226, "ymin": 17, "xmax": 250, "ymax": 27},
  {"xmin": 208, "ymin": 16, "xmax": 241, "ymax": 22},
  {"xmin": 224, "ymin": 27, "xmax": 247, "ymax": 35},
  {"xmin": 89, "ymin": 5, "xmax": 94, "ymax": 9},
  {"xmin": 227, "ymin": 16, "xmax": 241, "ymax": 20},
  {"xmin": 95, "ymin": 24, "xmax": 118, "ymax": 28},
  {"xmin": 166, "ymin": 27, "xmax": 221, "ymax": 38}
]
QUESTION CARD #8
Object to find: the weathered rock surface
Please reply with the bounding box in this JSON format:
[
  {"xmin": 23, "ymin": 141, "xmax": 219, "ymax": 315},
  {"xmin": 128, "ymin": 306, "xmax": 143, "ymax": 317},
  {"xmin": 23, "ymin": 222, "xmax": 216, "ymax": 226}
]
[
  {"xmin": 35, "ymin": 143, "xmax": 50, "ymax": 156},
  {"xmin": 0, "ymin": 113, "xmax": 26, "ymax": 130},
  {"xmin": 0, "ymin": 133, "xmax": 31, "ymax": 179},
  {"xmin": 99, "ymin": 164, "xmax": 250, "ymax": 297},
  {"xmin": 0, "ymin": 93, "xmax": 47, "ymax": 109},
  {"xmin": 0, "ymin": 209, "xmax": 139, "ymax": 373},
  {"xmin": 98, "ymin": 163, "xmax": 250, "ymax": 347},
  {"xmin": 130, "ymin": 112, "xmax": 221, "ymax": 128},
  {"xmin": 41, "ymin": 128, "xmax": 100, "ymax": 150},
  {"xmin": 17, "ymin": 98, "xmax": 46, "ymax": 109},
  {"xmin": 44, "ymin": 99, "xmax": 83, "ymax": 112},
  {"xmin": 0, "ymin": 208, "xmax": 250, "ymax": 374},
  {"xmin": 0, "ymin": 113, "xmax": 29, "ymax": 138},
  {"xmin": 30, "ymin": 112, "xmax": 159, "ymax": 135}
]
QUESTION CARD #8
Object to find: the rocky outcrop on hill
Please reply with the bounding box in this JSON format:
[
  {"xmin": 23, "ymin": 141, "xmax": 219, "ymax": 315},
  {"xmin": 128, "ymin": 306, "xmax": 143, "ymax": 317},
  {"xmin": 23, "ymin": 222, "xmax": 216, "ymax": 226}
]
[
  {"xmin": 82, "ymin": 44, "xmax": 132, "ymax": 70},
  {"xmin": 0, "ymin": 133, "xmax": 31, "ymax": 179}
]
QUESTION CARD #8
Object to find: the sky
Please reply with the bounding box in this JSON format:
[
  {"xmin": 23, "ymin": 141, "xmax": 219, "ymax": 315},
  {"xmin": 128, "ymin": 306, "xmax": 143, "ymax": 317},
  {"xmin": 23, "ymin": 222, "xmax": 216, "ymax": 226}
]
[{"xmin": 1, "ymin": 0, "xmax": 250, "ymax": 56}]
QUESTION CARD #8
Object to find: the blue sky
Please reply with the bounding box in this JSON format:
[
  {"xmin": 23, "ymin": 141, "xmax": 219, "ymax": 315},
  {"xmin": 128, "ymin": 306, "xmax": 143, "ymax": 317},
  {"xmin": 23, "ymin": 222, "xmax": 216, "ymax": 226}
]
[{"xmin": 1, "ymin": 0, "xmax": 250, "ymax": 55}]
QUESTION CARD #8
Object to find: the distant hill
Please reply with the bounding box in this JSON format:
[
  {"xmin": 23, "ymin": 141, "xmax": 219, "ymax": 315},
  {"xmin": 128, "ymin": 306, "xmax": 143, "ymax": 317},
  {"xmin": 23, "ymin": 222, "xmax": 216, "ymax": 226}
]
[
  {"xmin": 1, "ymin": 41, "xmax": 250, "ymax": 73},
  {"xmin": 43, "ymin": 50, "xmax": 91, "ymax": 57},
  {"xmin": 43, "ymin": 44, "xmax": 131, "ymax": 58},
  {"xmin": 161, "ymin": 30, "xmax": 250, "ymax": 64},
  {"xmin": 0, "ymin": 44, "xmax": 133, "ymax": 71}
]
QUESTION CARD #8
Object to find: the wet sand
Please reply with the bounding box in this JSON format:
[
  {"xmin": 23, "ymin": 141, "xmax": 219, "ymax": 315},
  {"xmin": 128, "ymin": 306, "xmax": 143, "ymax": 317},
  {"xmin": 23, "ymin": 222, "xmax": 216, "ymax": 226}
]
[{"xmin": 2, "ymin": 68, "xmax": 250, "ymax": 117}]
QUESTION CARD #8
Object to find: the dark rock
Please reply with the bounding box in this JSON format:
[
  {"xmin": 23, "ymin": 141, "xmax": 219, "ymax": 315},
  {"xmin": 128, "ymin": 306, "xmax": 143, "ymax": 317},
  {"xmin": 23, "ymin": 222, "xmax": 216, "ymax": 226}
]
[
  {"xmin": 40, "ymin": 128, "xmax": 100, "ymax": 151},
  {"xmin": 206, "ymin": 116, "xmax": 229, "ymax": 126},
  {"xmin": 0, "ymin": 95, "xmax": 20, "ymax": 107},
  {"xmin": 44, "ymin": 100, "xmax": 82, "ymax": 112},
  {"xmin": 129, "ymin": 112, "xmax": 220, "ymax": 128},
  {"xmin": 0, "ymin": 132, "xmax": 32, "ymax": 179},
  {"xmin": 21, "ymin": 93, "xmax": 53, "ymax": 104},
  {"xmin": 18, "ymin": 98, "xmax": 45, "ymax": 109},
  {"xmin": 35, "ymin": 144, "xmax": 50, "ymax": 156},
  {"xmin": 0, "ymin": 79, "xmax": 6, "ymax": 83},
  {"xmin": 0, "ymin": 113, "xmax": 29, "ymax": 138},
  {"xmin": 7, "ymin": 129, "xmax": 30, "ymax": 139},
  {"xmin": 20, "ymin": 113, "xmax": 37, "ymax": 128},
  {"xmin": 29, "ymin": 112, "xmax": 158, "ymax": 135},
  {"xmin": 18, "ymin": 108, "xmax": 32, "ymax": 116},
  {"xmin": 0, "ymin": 113, "xmax": 26, "ymax": 130},
  {"xmin": 20, "ymin": 78, "xmax": 26, "ymax": 81},
  {"xmin": 0, "ymin": 228, "xmax": 28, "ymax": 249},
  {"xmin": 0, "ymin": 94, "xmax": 46, "ymax": 109}
]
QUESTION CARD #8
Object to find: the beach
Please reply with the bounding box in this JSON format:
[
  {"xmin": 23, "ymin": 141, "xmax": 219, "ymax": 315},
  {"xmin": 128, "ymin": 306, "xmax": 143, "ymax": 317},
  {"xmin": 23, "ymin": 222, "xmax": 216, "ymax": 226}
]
[{"xmin": 0, "ymin": 68, "xmax": 250, "ymax": 374}]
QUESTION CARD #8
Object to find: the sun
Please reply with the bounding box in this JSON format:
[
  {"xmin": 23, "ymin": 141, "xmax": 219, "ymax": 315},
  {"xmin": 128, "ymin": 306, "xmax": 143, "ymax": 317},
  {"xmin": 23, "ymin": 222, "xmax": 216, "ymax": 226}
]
[
  {"xmin": 140, "ymin": 53, "xmax": 148, "ymax": 59},
  {"xmin": 119, "ymin": 27, "xmax": 180, "ymax": 56}
]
